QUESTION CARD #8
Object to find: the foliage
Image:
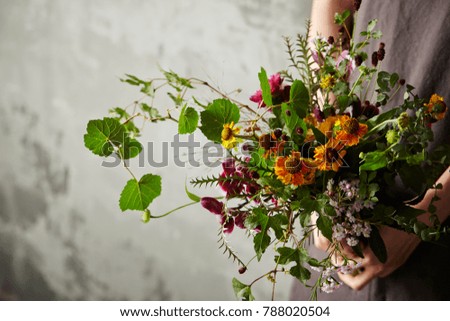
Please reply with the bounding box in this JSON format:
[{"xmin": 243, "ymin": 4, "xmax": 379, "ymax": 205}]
[{"xmin": 84, "ymin": 7, "xmax": 450, "ymax": 300}]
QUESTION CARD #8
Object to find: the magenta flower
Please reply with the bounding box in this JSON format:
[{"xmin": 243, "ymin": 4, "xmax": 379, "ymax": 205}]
[
  {"xmin": 201, "ymin": 197, "xmax": 224, "ymax": 215},
  {"xmin": 249, "ymin": 73, "xmax": 290, "ymax": 107}
]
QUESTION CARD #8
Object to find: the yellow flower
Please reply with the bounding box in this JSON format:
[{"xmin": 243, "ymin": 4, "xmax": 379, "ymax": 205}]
[
  {"xmin": 221, "ymin": 121, "xmax": 240, "ymax": 149},
  {"xmin": 314, "ymin": 139, "xmax": 347, "ymax": 172},
  {"xmin": 424, "ymin": 94, "xmax": 447, "ymax": 121},
  {"xmin": 274, "ymin": 151, "xmax": 316, "ymax": 186},
  {"xmin": 335, "ymin": 115, "xmax": 368, "ymax": 146},
  {"xmin": 320, "ymin": 74, "xmax": 335, "ymax": 90}
]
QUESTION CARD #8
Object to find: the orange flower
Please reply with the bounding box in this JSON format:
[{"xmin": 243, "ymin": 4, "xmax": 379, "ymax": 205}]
[
  {"xmin": 318, "ymin": 116, "xmax": 340, "ymax": 138},
  {"xmin": 274, "ymin": 151, "xmax": 316, "ymax": 186},
  {"xmin": 334, "ymin": 115, "xmax": 368, "ymax": 146},
  {"xmin": 314, "ymin": 139, "xmax": 347, "ymax": 172},
  {"xmin": 424, "ymin": 94, "xmax": 447, "ymax": 121}
]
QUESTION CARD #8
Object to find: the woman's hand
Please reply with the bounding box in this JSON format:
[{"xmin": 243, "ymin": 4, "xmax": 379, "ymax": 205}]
[{"xmin": 314, "ymin": 225, "xmax": 421, "ymax": 290}]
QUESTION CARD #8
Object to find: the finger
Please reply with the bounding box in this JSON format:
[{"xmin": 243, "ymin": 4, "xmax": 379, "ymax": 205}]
[{"xmin": 313, "ymin": 229, "xmax": 331, "ymax": 251}]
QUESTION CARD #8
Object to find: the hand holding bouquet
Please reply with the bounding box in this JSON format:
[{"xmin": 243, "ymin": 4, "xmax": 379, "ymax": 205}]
[{"xmin": 84, "ymin": 6, "xmax": 449, "ymax": 300}]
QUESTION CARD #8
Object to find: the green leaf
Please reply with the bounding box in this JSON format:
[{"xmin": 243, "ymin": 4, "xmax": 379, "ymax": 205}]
[
  {"xmin": 232, "ymin": 278, "xmax": 255, "ymax": 301},
  {"xmin": 119, "ymin": 174, "xmax": 162, "ymax": 211},
  {"xmin": 316, "ymin": 214, "xmax": 333, "ymax": 242},
  {"xmin": 84, "ymin": 118, "xmax": 126, "ymax": 156},
  {"xmin": 275, "ymin": 247, "xmax": 311, "ymax": 284},
  {"xmin": 270, "ymin": 214, "xmax": 289, "ymax": 240},
  {"xmin": 367, "ymin": 19, "xmax": 378, "ymax": 32},
  {"xmin": 368, "ymin": 225, "xmax": 387, "ymax": 263},
  {"xmin": 389, "ymin": 73, "xmax": 400, "ymax": 88},
  {"xmin": 200, "ymin": 99, "xmax": 240, "ymax": 142},
  {"xmin": 178, "ymin": 105, "xmax": 199, "ymax": 134},
  {"xmin": 252, "ymin": 208, "xmax": 271, "ymax": 261},
  {"xmin": 290, "ymin": 80, "xmax": 309, "ymax": 118},
  {"xmin": 334, "ymin": 10, "xmax": 351, "ymax": 26},
  {"xmin": 184, "ymin": 181, "xmax": 201, "ymax": 202},
  {"xmin": 141, "ymin": 103, "xmax": 161, "ymax": 121},
  {"xmin": 310, "ymin": 125, "xmax": 327, "ymax": 145},
  {"xmin": 360, "ymin": 151, "xmax": 388, "ymax": 171},
  {"xmin": 258, "ymin": 67, "xmax": 273, "ymax": 107},
  {"xmin": 377, "ymin": 71, "xmax": 391, "ymax": 92},
  {"xmin": 119, "ymin": 137, "xmax": 143, "ymax": 159},
  {"xmin": 282, "ymin": 103, "xmax": 306, "ymax": 144},
  {"xmin": 290, "ymin": 263, "xmax": 311, "ymax": 284},
  {"xmin": 337, "ymin": 95, "xmax": 350, "ymax": 110},
  {"xmin": 351, "ymin": 244, "xmax": 365, "ymax": 258}
]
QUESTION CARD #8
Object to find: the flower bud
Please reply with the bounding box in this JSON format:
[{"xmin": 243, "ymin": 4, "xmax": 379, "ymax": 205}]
[
  {"xmin": 385, "ymin": 129, "xmax": 399, "ymax": 145},
  {"xmin": 397, "ymin": 112, "xmax": 410, "ymax": 131},
  {"xmin": 201, "ymin": 197, "xmax": 224, "ymax": 215}
]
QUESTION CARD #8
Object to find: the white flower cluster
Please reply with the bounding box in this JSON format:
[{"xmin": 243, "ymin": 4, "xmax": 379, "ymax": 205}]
[
  {"xmin": 327, "ymin": 179, "xmax": 374, "ymax": 247},
  {"xmin": 312, "ymin": 261, "xmax": 362, "ymax": 294}
]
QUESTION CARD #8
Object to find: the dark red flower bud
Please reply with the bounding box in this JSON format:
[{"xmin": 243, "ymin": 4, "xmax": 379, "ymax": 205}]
[
  {"xmin": 377, "ymin": 48, "xmax": 385, "ymax": 61},
  {"xmin": 399, "ymin": 79, "xmax": 406, "ymax": 86},
  {"xmin": 296, "ymin": 127, "xmax": 304, "ymax": 135},
  {"xmin": 259, "ymin": 134, "xmax": 272, "ymax": 150},
  {"xmin": 285, "ymin": 110, "xmax": 291, "ymax": 116},
  {"xmin": 355, "ymin": 54, "xmax": 363, "ymax": 67},
  {"xmin": 238, "ymin": 266, "xmax": 247, "ymax": 274},
  {"xmin": 371, "ymin": 51, "xmax": 378, "ymax": 66},
  {"xmin": 273, "ymin": 128, "xmax": 283, "ymax": 139},
  {"xmin": 201, "ymin": 197, "xmax": 224, "ymax": 215},
  {"xmin": 281, "ymin": 134, "xmax": 290, "ymax": 141},
  {"xmin": 327, "ymin": 36, "xmax": 335, "ymax": 45}
]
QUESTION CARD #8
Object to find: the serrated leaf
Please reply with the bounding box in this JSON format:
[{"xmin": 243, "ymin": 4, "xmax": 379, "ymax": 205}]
[
  {"xmin": 290, "ymin": 80, "xmax": 309, "ymax": 118},
  {"xmin": 141, "ymin": 103, "xmax": 161, "ymax": 121},
  {"xmin": 275, "ymin": 247, "xmax": 311, "ymax": 284},
  {"xmin": 367, "ymin": 19, "xmax": 378, "ymax": 32},
  {"xmin": 119, "ymin": 138, "xmax": 143, "ymax": 159},
  {"xmin": 178, "ymin": 105, "xmax": 199, "ymax": 134},
  {"xmin": 232, "ymin": 278, "xmax": 254, "ymax": 301},
  {"xmin": 252, "ymin": 208, "xmax": 270, "ymax": 261},
  {"xmin": 316, "ymin": 214, "xmax": 333, "ymax": 242},
  {"xmin": 200, "ymin": 99, "xmax": 240, "ymax": 142},
  {"xmin": 84, "ymin": 118, "xmax": 126, "ymax": 156},
  {"xmin": 119, "ymin": 174, "xmax": 162, "ymax": 211},
  {"xmin": 258, "ymin": 67, "xmax": 272, "ymax": 107}
]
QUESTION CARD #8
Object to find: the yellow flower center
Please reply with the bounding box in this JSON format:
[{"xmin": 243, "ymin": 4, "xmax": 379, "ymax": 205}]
[
  {"xmin": 285, "ymin": 156, "xmax": 302, "ymax": 174},
  {"xmin": 342, "ymin": 118, "xmax": 360, "ymax": 135},
  {"xmin": 221, "ymin": 127, "xmax": 233, "ymax": 141}
]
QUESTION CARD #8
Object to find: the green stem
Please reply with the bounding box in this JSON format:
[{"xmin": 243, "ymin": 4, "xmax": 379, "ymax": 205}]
[
  {"xmin": 366, "ymin": 119, "xmax": 397, "ymax": 136},
  {"xmin": 150, "ymin": 201, "xmax": 198, "ymax": 219}
]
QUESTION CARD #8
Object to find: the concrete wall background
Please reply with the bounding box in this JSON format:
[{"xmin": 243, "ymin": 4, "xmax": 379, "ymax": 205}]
[{"xmin": 0, "ymin": 0, "xmax": 312, "ymax": 300}]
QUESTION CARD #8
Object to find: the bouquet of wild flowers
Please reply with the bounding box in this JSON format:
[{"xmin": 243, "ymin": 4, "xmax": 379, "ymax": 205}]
[{"xmin": 84, "ymin": 7, "xmax": 449, "ymax": 300}]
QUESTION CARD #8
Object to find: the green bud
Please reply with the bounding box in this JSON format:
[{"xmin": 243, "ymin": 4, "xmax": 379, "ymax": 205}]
[
  {"xmin": 397, "ymin": 112, "xmax": 409, "ymax": 131},
  {"xmin": 385, "ymin": 129, "xmax": 399, "ymax": 145},
  {"xmin": 142, "ymin": 209, "xmax": 151, "ymax": 223}
]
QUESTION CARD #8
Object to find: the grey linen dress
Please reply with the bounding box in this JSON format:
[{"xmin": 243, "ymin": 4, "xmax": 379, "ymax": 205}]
[{"xmin": 290, "ymin": 0, "xmax": 450, "ymax": 300}]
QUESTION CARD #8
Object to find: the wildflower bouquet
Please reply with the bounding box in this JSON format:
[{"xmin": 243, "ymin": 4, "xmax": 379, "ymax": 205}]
[{"xmin": 83, "ymin": 7, "xmax": 449, "ymax": 300}]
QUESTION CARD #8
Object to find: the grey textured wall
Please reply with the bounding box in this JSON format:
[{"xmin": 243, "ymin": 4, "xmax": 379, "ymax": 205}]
[{"xmin": 0, "ymin": 0, "xmax": 312, "ymax": 300}]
